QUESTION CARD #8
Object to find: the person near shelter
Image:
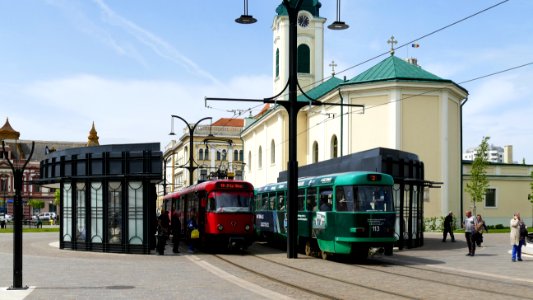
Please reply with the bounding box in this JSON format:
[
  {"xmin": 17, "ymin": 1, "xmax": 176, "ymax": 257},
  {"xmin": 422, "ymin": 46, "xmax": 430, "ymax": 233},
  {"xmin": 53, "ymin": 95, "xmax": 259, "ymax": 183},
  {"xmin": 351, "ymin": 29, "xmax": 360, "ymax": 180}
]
[
  {"xmin": 462, "ymin": 210, "xmax": 476, "ymax": 256},
  {"xmin": 171, "ymin": 208, "xmax": 181, "ymax": 254},
  {"xmin": 442, "ymin": 211, "xmax": 455, "ymax": 242},
  {"xmin": 187, "ymin": 210, "xmax": 199, "ymax": 253},
  {"xmin": 156, "ymin": 208, "xmax": 170, "ymax": 255},
  {"xmin": 510, "ymin": 212, "xmax": 526, "ymax": 262}
]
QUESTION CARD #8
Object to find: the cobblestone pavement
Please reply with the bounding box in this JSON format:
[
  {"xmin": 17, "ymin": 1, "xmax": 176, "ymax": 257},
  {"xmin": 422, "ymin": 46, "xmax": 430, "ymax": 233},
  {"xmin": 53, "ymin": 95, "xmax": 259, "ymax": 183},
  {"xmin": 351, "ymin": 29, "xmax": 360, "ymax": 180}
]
[{"xmin": 0, "ymin": 232, "xmax": 531, "ymax": 299}]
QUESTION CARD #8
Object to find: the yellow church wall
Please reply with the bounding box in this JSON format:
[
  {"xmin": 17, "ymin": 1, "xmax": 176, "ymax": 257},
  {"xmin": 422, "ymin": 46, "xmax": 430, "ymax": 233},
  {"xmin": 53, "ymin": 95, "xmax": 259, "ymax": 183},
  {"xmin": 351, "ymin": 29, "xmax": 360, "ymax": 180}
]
[
  {"xmin": 348, "ymin": 94, "xmax": 391, "ymax": 153},
  {"xmin": 401, "ymin": 93, "xmax": 443, "ymax": 217},
  {"xmin": 446, "ymin": 98, "xmax": 462, "ymax": 218}
]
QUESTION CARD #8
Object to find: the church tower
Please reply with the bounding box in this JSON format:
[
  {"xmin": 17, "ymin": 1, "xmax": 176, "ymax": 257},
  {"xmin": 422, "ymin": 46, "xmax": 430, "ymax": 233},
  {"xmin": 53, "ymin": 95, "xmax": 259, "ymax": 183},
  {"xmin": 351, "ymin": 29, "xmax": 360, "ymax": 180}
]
[{"xmin": 272, "ymin": 1, "xmax": 325, "ymax": 99}]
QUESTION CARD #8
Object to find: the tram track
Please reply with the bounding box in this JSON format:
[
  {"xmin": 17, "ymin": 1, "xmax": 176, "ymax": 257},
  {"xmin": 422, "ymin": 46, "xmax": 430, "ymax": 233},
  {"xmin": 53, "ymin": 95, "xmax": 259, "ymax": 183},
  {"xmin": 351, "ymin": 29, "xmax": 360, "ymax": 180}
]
[
  {"xmin": 210, "ymin": 243, "xmax": 533, "ymax": 300},
  {"xmin": 214, "ymin": 254, "xmax": 416, "ymax": 299}
]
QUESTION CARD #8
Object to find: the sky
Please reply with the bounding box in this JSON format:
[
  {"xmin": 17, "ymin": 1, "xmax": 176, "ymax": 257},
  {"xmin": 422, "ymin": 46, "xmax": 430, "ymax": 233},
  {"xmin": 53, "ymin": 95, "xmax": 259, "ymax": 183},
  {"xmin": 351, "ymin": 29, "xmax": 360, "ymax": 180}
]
[{"xmin": 1, "ymin": 0, "xmax": 532, "ymax": 163}]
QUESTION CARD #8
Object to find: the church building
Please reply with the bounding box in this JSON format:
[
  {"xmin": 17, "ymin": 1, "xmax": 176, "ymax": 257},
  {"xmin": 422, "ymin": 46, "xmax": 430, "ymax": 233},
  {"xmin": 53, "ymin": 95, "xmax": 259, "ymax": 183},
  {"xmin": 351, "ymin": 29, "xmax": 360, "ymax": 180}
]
[{"xmin": 241, "ymin": 0, "xmax": 469, "ymax": 220}]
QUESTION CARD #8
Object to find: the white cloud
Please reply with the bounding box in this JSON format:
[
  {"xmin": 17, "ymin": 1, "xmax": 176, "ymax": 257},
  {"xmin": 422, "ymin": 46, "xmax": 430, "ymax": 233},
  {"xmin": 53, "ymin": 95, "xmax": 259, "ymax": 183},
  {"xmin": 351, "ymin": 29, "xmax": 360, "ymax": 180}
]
[{"xmin": 16, "ymin": 74, "xmax": 271, "ymax": 147}]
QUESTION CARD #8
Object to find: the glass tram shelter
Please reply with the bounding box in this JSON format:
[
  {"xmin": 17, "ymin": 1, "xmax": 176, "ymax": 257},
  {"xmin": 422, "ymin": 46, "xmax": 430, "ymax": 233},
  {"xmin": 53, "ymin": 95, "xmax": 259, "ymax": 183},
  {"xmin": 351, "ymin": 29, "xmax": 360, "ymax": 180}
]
[
  {"xmin": 278, "ymin": 147, "xmax": 439, "ymax": 250},
  {"xmin": 39, "ymin": 143, "xmax": 162, "ymax": 254}
]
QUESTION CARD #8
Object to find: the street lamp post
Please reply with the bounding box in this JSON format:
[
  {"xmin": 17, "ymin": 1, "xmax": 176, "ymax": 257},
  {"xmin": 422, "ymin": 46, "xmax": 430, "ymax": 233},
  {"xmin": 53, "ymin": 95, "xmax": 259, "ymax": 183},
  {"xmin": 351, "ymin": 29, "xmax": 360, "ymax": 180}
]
[
  {"xmin": 169, "ymin": 115, "xmax": 212, "ymax": 187},
  {"xmin": 232, "ymin": 0, "xmax": 349, "ymax": 258},
  {"xmin": 2, "ymin": 140, "xmax": 34, "ymax": 290}
]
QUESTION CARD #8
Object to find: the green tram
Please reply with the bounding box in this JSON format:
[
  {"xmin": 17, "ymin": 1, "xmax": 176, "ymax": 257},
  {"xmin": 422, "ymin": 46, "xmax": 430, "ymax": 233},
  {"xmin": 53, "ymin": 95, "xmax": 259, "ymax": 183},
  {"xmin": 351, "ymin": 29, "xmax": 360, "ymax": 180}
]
[{"xmin": 254, "ymin": 171, "xmax": 396, "ymax": 259}]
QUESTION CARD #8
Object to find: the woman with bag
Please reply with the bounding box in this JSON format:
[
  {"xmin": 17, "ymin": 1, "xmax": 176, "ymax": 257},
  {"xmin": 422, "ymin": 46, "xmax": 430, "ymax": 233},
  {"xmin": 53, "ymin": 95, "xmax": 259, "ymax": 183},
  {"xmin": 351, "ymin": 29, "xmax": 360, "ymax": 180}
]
[
  {"xmin": 510, "ymin": 212, "xmax": 526, "ymax": 262},
  {"xmin": 474, "ymin": 214, "xmax": 488, "ymax": 247},
  {"xmin": 187, "ymin": 210, "xmax": 199, "ymax": 253}
]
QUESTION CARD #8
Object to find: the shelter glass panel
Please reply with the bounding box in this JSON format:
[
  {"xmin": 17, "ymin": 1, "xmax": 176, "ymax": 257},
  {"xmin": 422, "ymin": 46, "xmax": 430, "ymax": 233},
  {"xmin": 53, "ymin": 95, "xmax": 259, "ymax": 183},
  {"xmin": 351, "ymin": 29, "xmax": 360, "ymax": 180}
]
[
  {"xmin": 90, "ymin": 182, "xmax": 103, "ymax": 243},
  {"xmin": 76, "ymin": 183, "xmax": 86, "ymax": 242},
  {"xmin": 128, "ymin": 181, "xmax": 143, "ymax": 245},
  {"xmin": 63, "ymin": 183, "xmax": 72, "ymax": 242},
  {"xmin": 108, "ymin": 182, "xmax": 122, "ymax": 244}
]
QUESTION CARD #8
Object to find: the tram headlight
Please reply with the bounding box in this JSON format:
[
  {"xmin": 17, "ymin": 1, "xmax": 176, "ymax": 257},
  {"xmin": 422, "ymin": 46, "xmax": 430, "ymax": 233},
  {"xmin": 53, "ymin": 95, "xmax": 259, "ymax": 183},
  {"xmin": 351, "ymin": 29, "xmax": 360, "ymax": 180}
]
[
  {"xmin": 217, "ymin": 224, "xmax": 224, "ymax": 231},
  {"xmin": 245, "ymin": 224, "xmax": 250, "ymax": 231}
]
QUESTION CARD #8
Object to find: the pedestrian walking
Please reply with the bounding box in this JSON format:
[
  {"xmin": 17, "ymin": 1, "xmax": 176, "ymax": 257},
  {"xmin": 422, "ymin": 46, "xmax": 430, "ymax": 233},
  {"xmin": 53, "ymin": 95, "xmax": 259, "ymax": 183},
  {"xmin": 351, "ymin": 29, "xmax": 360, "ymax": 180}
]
[
  {"xmin": 171, "ymin": 208, "xmax": 181, "ymax": 253},
  {"xmin": 463, "ymin": 210, "xmax": 476, "ymax": 256},
  {"xmin": 510, "ymin": 212, "xmax": 527, "ymax": 262},
  {"xmin": 156, "ymin": 208, "xmax": 170, "ymax": 255},
  {"xmin": 442, "ymin": 211, "xmax": 455, "ymax": 242},
  {"xmin": 474, "ymin": 214, "xmax": 488, "ymax": 246}
]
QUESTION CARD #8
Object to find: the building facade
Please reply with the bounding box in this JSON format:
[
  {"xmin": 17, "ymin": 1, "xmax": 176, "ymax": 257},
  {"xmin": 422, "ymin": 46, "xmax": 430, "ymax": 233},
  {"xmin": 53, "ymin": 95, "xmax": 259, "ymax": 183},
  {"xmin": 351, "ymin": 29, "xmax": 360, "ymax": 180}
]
[
  {"xmin": 163, "ymin": 118, "xmax": 246, "ymax": 197},
  {"xmin": 462, "ymin": 161, "xmax": 533, "ymax": 226}
]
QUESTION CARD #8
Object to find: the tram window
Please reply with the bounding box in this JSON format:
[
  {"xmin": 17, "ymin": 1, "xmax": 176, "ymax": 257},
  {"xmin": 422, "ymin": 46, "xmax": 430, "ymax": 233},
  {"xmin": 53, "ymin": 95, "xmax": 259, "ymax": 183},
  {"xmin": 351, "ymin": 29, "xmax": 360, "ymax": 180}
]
[
  {"xmin": 278, "ymin": 195, "xmax": 285, "ymax": 211},
  {"xmin": 207, "ymin": 198, "xmax": 216, "ymax": 212},
  {"xmin": 356, "ymin": 186, "xmax": 393, "ymax": 212},
  {"xmin": 269, "ymin": 195, "xmax": 276, "ymax": 210},
  {"xmin": 261, "ymin": 194, "xmax": 270, "ymax": 210},
  {"xmin": 336, "ymin": 187, "xmax": 346, "ymax": 211},
  {"xmin": 297, "ymin": 189, "xmax": 305, "ymax": 211},
  {"xmin": 319, "ymin": 189, "xmax": 333, "ymax": 211},
  {"xmin": 213, "ymin": 191, "xmax": 252, "ymax": 212},
  {"xmin": 306, "ymin": 188, "xmax": 317, "ymax": 211}
]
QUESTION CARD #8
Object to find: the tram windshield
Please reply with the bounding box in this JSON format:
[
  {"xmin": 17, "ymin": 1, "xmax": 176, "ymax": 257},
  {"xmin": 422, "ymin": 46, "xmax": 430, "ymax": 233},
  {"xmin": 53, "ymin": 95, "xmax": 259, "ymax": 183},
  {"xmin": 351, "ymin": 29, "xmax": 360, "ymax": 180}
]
[
  {"xmin": 208, "ymin": 191, "xmax": 252, "ymax": 213},
  {"xmin": 337, "ymin": 185, "xmax": 394, "ymax": 212}
]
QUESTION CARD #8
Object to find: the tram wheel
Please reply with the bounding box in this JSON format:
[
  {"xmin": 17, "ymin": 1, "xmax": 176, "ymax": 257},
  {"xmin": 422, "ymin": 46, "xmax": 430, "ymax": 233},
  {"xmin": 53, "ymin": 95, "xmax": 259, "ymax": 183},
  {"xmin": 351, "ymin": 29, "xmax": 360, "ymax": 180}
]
[
  {"xmin": 320, "ymin": 250, "xmax": 329, "ymax": 260},
  {"xmin": 305, "ymin": 240, "xmax": 313, "ymax": 256}
]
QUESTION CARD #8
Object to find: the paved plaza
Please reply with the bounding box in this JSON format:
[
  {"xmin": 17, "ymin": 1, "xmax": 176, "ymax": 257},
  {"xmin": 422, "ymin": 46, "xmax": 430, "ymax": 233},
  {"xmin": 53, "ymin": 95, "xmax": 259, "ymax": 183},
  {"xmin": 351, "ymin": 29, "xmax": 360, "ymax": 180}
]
[{"xmin": 0, "ymin": 231, "xmax": 531, "ymax": 299}]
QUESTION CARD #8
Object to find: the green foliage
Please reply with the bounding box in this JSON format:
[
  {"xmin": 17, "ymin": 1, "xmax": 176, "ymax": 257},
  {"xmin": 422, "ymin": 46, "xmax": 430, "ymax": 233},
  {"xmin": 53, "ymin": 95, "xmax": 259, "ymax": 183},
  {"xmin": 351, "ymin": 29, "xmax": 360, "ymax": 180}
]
[
  {"xmin": 28, "ymin": 199, "xmax": 45, "ymax": 209},
  {"xmin": 424, "ymin": 215, "xmax": 457, "ymax": 232},
  {"xmin": 54, "ymin": 189, "xmax": 60, "ymax": 207},
  {"xmin": 465, "ymin": 136, "xmax": 490, "ymax": 213}
]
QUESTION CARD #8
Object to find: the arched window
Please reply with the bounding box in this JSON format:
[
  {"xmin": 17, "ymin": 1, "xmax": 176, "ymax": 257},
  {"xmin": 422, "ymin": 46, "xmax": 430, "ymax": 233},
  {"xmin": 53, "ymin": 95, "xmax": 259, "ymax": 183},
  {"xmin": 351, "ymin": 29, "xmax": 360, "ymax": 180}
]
[
  {"xmin": 216, "ymin": 150, "xmax": 221, "ymax": 161},
  {"xmin": 199, "ymin": 149, "xmax": 204, "ymax": 161},
  {"xmin": 297, "ymin": 44, "xmax": 310, "ymax": 73},
  {"xmin": 221, "ymin": 149, "xmax": 227, "ymax": 160},
  {"xmin": 331, "ymin": 135, "xmax": 338, "ymax": 158},
  {"xmin": 270, "ymin": 140, "xmax": 276, "ymax": 164},
  {"xmin": 258, "ymin": 146, "xmax": 263, "ymax": 168},
  {"xmin": 204, "ymin": 148, "xmax": 209, "ymax": 160},
  {"xmin": 275, "ymin": 48, "xmax": 280, "ymax": 77},
  {"xmin": 239, "ymin": 150, "xmax": 244, "ymax": 161},
  {"xmin": 312, "ymin": 141, "xmax": 319, "ymax": 163},
  {"xmin": 233, "ymin": 150, "xmax": 238, "ymax": 161},
  {"xmin": 184, "ymin": 146, "xmax": 189, "ymax": 163}
]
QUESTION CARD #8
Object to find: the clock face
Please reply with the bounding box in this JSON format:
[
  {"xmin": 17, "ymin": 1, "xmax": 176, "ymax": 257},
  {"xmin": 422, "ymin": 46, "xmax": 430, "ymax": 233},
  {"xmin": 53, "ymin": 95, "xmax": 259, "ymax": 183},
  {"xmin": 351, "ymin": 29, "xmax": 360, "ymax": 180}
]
[{"xmin": 298, "ymin": 15, "xmax": 310, "ymax": 28}]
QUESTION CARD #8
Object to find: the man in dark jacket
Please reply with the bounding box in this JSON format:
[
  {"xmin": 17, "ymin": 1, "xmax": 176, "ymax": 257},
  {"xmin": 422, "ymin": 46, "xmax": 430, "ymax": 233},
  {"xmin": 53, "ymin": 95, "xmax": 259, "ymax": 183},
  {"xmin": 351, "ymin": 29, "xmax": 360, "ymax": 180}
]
[
  {"xmin": 171, "ymin": 208, "xmax": 181, "ymax": 253},
  {"xmin": 156, "ymin": 208, "xmax": 170, "ymax": 255},
  {"xmin": 442, "ymin": 211, "xmax": 455, "ymax": 242}
]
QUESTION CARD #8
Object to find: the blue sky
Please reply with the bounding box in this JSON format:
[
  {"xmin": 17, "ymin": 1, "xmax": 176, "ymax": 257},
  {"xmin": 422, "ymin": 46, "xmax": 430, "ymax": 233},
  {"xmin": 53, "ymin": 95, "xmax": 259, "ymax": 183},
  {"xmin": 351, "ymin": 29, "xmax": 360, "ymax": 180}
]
[{"xmin": 1, "ymin": 0, "xmax": 532, "ymax": 163}]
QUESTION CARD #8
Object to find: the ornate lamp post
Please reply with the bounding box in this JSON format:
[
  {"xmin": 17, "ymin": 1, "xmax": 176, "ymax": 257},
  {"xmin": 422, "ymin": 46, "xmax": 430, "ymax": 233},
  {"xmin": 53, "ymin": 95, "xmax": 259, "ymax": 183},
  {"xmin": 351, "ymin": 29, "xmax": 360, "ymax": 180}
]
[
  {"xmin": 169, "ymin": 115, "xmax": 212, "ymax": 187},
  {"xmin": 2, "ymin": 140, "xmax": 34, "ymax": 290},
  {"xmin": 207, "ymin": 0, "xmax": 352, "ymax": 258}
]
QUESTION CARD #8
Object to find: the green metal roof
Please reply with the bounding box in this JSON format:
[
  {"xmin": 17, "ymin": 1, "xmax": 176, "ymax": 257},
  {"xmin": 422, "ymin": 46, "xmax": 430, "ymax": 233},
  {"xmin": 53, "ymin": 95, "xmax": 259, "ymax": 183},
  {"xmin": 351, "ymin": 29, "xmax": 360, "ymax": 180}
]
[
  {"xmin": 297, "ymin": 76, "xmax": 343, "ymax": 102},
  {"xmin": 346, "ymin": 55, "xmax": 449, "ymax": 84},
  {"xmin": 276, "ymin": 0, "xmax": 322, "ymax": 17}
]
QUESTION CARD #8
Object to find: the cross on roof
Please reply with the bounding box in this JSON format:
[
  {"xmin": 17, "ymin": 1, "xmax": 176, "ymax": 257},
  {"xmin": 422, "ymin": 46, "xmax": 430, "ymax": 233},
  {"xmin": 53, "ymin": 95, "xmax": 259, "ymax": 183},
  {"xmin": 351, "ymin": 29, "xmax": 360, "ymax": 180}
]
[
  {"xmin": 387, "ymin": 36, "xmax": 397, "ymax": 56},
  {"xmin": 329, "ymin": 60, "xmax": 338, "ymax": 76}
]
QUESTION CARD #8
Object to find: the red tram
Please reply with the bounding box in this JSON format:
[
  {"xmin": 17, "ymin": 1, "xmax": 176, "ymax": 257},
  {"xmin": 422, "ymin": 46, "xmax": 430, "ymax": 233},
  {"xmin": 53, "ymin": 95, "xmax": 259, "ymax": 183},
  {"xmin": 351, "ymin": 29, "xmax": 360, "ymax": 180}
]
[{"xmin": 162, "ymin": 180, "xmax": 255, "ymax": 251}]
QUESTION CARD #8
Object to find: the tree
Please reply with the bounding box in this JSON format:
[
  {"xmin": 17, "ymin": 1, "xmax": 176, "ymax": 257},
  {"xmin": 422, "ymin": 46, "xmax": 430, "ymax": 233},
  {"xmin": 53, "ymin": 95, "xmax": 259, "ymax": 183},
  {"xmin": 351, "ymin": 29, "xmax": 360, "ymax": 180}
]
[
  {"xmin": 465, "ymin": 136, "xmax": 490, "ymax": 215},
  {"xmin": 54, "ymin": 189, "xmax": 60, "ymax": 207},
  {"xmin": 28, "ymin": 199, "xmax": 45, "ymax": 214}
]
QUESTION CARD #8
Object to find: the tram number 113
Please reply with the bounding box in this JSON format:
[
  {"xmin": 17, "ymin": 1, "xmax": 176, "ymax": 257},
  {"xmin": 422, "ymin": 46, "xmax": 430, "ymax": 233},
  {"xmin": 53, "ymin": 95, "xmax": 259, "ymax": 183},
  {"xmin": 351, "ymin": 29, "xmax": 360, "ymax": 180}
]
[{"xmin": 372, "ymin": 226, "xmax": 380, "ymax": 232}]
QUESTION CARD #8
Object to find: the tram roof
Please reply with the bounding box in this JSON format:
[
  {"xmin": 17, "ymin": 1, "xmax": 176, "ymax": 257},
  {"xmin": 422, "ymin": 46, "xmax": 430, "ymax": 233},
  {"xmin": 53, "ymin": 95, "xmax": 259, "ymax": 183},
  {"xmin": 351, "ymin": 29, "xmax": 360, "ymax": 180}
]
[{"xmin": 256, "ymin": 171, "xmax": 394, "ymax": 193}]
